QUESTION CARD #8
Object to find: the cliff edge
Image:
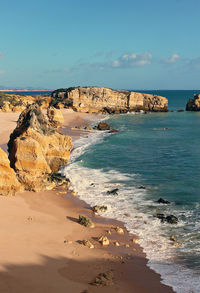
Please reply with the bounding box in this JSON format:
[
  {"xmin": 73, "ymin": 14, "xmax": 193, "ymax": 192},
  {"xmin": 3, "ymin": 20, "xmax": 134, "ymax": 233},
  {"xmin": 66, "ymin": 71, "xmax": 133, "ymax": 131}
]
[{"xmin": 51, "ymin": 87, "xmax": 168, "ymax": 113}]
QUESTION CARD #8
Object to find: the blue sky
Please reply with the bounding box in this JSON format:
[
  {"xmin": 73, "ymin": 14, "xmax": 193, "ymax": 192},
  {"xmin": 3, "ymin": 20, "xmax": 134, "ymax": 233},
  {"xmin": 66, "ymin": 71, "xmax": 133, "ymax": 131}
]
[{"xmin": 0, "ymin": 0, "xmax": 200, "ymax": 90}]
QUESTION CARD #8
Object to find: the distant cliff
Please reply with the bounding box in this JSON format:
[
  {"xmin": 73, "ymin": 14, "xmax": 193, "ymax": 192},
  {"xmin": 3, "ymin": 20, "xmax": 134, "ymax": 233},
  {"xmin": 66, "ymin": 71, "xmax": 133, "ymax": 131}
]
[
  {"xmin": 51, "ymin": 87, "xmax": 168, "ymax": 113},
  {"xmin": 186, "ymin": 94, "xmax": 200, "ymax": 111}
]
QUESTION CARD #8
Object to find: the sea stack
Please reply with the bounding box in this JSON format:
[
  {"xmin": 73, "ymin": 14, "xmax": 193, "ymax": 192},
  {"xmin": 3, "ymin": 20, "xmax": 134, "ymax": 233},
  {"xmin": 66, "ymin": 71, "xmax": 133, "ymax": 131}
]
[
  {"xmin": 51, "ymin": 86, "xmax": 168, "ymax": 113},
  {"xmin": 186, "ymin": 94, "xmax": 200, "ymax": 111}
]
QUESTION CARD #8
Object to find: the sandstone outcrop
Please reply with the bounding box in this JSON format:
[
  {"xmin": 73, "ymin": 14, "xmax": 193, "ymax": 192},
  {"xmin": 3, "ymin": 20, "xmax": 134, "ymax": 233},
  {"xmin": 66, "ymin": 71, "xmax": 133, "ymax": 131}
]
[
  {"xmin": 0, "ymin": 147, "xmax": 20, "ymax": 196},
  {"xmin": 8, "ymin": 103, "xmax": 72, "ymax": 191},
  {"xmin": 0, "ymin": 92, "xmax": 52, "ymax": 112},
  {"xmin": 47, "ymin": 106, "xmax": 64, "ymax": 127},
  {"xmin": 51, "ymin": 87, "xmax": 168, "ymax": 113},
  {"xmin": 186, "ymin": 94, "xmax": 200, "ymax": 111}
]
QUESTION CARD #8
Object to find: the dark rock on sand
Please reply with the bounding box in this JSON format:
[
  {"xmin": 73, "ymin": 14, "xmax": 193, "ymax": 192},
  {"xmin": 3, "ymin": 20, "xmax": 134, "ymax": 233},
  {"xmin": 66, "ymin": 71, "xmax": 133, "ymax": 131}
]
[
  {"xmin": 78, "ymin": 215, "xmax": 95, "ymax": 228},
  {"xmin": 91, "ymin": 271, "xmax": 114, "ymax": 287},
  {"xmin": 97, "ymin": 122, "xmax": 110, "ymax": 131},
  {"xmin": 107, "ymin": 188, "xmax": 119, "ymax": 195},
  {"xmin": 157, "ymin": 198, "xmax": 170, "ymax": 204}
]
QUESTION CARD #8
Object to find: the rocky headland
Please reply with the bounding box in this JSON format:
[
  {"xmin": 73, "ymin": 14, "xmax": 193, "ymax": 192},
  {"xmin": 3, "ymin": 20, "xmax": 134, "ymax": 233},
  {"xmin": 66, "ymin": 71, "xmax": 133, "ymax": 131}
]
[
  {"xmin": 186, "ymin": 93, "xmax": 200, "ymax": 111},
  {"xmin": 51, "ymin": 86, "xmax": 168, "ymax": 113}
]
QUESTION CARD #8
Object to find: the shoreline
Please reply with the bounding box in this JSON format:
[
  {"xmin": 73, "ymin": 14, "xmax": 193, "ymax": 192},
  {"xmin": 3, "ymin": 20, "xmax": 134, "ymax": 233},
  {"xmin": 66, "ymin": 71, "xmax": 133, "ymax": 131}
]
[{"xmin": 0, "ymin": 109, "xmax": 174, "ymax": 292}]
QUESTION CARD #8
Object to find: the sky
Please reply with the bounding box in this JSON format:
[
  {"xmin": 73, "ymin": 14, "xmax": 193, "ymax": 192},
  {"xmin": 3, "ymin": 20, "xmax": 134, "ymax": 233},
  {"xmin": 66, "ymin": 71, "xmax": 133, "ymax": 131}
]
[{"xmin": 0, "ymin": 0, "xmax": 200, "ymax": 90}]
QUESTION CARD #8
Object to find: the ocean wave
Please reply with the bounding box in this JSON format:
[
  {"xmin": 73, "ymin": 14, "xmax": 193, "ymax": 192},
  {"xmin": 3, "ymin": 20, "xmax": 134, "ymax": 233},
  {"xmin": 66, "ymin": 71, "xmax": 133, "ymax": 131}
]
[{"xmin": 62, "ymin": 128, "xmax": 200, "ymax": 293}]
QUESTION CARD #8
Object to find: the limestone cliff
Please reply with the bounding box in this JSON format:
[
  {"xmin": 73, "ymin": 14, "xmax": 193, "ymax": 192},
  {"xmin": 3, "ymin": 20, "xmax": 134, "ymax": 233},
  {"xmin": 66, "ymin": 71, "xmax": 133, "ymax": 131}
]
[
  {"xmin": 51, "ymin": 87, "xmax": 168, "ymax": 113},
  {"xmin": 186, "ymin": 94, "xmax": 200, "ymax": 111},
  {"xmin": 47, "ymin": 106, "xmax": 64, "ymax": 127},
  {"xmin": 0, "ymin": 147, "xmax": 20, "ymax": 196},
  {"xmin": 8, "ymin": 104, "xmax": 72, "ymax": 191}
]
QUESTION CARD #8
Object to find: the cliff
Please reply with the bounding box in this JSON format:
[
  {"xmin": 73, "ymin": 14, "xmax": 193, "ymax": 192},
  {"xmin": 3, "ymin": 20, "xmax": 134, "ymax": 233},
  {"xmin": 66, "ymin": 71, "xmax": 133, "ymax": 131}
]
[
  {"xmin": 51, "ymin": 87, "xmax": 168, "ymax": 113},
  {"xmin": 186, "ymin": 94, "xmax": 200, "ymax": 111},
  {"xmin": 0, "ymin": 147, "xmax": 20, "ymax": 196},
  {"xmin": 8, "ymin": 104, "xmax": 72, "ymax": 191}
]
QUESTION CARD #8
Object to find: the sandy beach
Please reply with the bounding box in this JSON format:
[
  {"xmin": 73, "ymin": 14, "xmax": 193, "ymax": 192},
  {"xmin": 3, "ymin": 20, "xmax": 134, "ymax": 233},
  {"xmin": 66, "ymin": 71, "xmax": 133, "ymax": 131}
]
[{"xmin": 0, "ymin": 109, "xmax": 174, "ymax": 293}]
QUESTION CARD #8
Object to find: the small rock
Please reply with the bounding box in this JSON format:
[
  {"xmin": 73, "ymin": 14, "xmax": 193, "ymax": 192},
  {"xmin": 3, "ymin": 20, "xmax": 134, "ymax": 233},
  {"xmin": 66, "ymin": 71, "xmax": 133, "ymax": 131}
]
[
  {"xmin": 78, "ymin": 215, "xmax": 95, "ymax": 228},
  {"xmin": 108, "ymin": 129, "xmax": 119, "ymax": 133},
  {"xmin": 64, "ymin": 240, "xmax": 73, "ymax": 244},
  {"xmin": 81, "ymin": 240, "xmax": 94, "ymax": 249},
  {"xmin": 138, "ymin": 185, "xmax": 146, "ymax": 189},
  {"xmin": 157, "ymin": 197, "xmax": 170, "ymax": 204},
  {"xmin": 107, "ymin": 188, "xmax": 119, "ymax": 195},
  {"xmin": 165, "ymin": 215, "xmax": 178, "ymax": 224},
  {"xmin": 115, "ymin": 226, "xmax": 124, "ymax": 234},
  {"xmin": 170, "ymin": 235, "xmax": 176, "ymax": 242},
  {"xmin": 125, "ymin": 244, "xmax": 130, "ymax": 248},
  {"xmin": 98, "ymin": 236, "xmax": 110, "ymax": 246},
  {"xmin": 153, "ymin": 213, "xmax": 166, "ymax": 222},
  {"xmin": 91, "ymin": 271, "xmax": 113, "ymax": 287},
  {"xmin": 131, "ymin": 238, "xmax": 138, "ymax": 244},
  {"xmin": 92, "ymin": 205, "xmax": 107, "ymax": 213},
  {"xmin": 124, "ymin": 213, "xmax": 131, "ymax": 217},
  {"xmin": 115, "ymin": 242, "xmax": 120, "ymax": 247},
  {"xmin": 71, "ymin": 191, "xmax": 77, "ymax": 196},
  {"xmin": 173, "ymin": 242, "xmax": 179, "ymax": 247},
  {"xmin": 177, "ymin": 109, "xmax": 184, "ymax": 112},
  {"xmin": 27, "ymin": 216, "xmax": 33, "ymax": 221},
  {"xmin": 107, "ymin": 230, "xmax": 111, "ymax": 235},
  {"xmin": 97, "ymin": 122, "xmax": 110, "ymax": 131}
]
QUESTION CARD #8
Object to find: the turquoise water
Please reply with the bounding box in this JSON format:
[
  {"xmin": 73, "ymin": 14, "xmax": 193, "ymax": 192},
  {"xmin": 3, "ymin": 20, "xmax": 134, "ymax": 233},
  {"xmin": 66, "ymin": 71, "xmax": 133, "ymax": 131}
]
[{"xmin": 64, "ymin": 90, "xmax": 200, "ymax": 292}]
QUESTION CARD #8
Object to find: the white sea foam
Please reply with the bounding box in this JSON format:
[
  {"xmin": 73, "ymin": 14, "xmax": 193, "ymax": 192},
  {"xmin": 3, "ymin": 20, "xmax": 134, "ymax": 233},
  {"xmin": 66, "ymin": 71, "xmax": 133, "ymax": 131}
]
[{"xmin": 63, "ymin": 130, "xmax": 200, "ymax": 293}]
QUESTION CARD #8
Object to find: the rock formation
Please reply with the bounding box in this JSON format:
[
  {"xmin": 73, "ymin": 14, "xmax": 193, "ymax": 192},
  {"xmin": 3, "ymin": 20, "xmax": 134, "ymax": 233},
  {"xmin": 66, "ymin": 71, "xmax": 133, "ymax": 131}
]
[
  {"xmin": 8, "ymin": 103, "xmax": 72, "ymax": 191},
  {"xmin": 47, "ymin": 106, "xmax": 64, "ymax": 127},
  {"xmin": 186, "ymin": 94, "xmax": 200, "ymax": 111},
  {"xmin": 0, "ymin": 147, "xmax": 20, "ymax": 196},
  {"xmin": 51, "ymin": 86, "xmax": 168, "ymax": 113}
]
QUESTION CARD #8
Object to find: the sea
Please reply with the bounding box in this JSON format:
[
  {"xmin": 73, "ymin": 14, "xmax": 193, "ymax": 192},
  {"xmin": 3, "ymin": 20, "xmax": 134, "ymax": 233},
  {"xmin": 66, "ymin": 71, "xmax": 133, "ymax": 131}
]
[
  {"xmin": 61, "ymin": 90, "xmax": 200, "ymax": 293},
  {"xmin": 6, "ymin": 90, "xmax": 200, "ymax": 292}
]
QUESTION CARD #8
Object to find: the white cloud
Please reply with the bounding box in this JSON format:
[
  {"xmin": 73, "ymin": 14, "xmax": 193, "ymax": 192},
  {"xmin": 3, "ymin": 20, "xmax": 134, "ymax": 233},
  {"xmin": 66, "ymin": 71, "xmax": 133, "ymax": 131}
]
[
  {"xmin": 111, "ymin": 52, "xmax": 152, "ymax": 69},
  {"xmin": 162, "ymin": 53, "xmax": 180, "ymax": 64}
]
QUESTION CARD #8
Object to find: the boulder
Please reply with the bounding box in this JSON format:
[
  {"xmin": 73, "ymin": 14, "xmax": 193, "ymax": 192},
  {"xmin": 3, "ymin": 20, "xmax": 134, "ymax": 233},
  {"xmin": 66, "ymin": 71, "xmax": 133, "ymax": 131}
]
[
  {"xmin": 97, "ymin": 122, "xmax": 110, "ymax": 130},
  {"xmin": 98, "ymin": 236, "xmax": 110, "ymax": 246},
  {"xmin": 78, "ymin": 215, "xmax": 95, "ymax": 228},
  {"xmin": 47, "ymin": 106, "xmax": 64, "ymax": 127},
  {"xmin": 92, "ymin": 205, "xmax": 107, "ymax": 213},
  {"xmin": 107, "ymin": 188, "xmax": 119, "ymax": 195},
  {"xmin": 81, "ymin": 240, "xmax": 94, "ymax": 249},
  {"xmin": 157, "ymin": 198, "xmax": 170, "ymax": 204},
  {"xmin": 115, "ymin": 226, "xmax": 124, "ymax": 234},
  {"xmin": 186, "ymin": 94, "xmax": 200, "ymax": 111},
  {"xmin": 51, "ymin": 87, "xmax": 168, "ymax": 113},
  {"xmin": 0, "ymin": 147, "xmax": 21, "ymax": 196},
  {"xmin": 8, "ymin": 103, "xmax": 72, "ymax": 191},
  {"xmin": 165, "ymin": 215, "xmax": 178, "ymax": 224},
  {"xmin": 91, "ymin": 271, "xmax": 113, "ymax": 287}
]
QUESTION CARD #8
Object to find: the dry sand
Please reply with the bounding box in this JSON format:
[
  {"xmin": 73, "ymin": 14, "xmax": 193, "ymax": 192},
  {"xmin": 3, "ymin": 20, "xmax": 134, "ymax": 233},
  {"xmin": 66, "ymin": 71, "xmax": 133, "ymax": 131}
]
[{"xmin": 0, "ymin": 109, "xmax": 174, "ymax": 293}]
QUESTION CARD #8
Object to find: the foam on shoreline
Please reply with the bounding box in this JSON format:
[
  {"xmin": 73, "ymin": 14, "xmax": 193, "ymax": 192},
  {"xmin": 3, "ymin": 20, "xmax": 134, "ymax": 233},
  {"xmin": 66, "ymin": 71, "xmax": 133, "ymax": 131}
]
[{"xmin": 63, "ymin": 125, "xmax": 200, "ymax": 293}]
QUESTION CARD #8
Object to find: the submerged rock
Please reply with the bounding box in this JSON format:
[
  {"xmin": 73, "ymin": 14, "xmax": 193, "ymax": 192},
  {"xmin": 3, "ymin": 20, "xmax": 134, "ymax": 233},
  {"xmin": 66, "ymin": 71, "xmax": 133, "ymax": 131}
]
[
  {"xmin": 107, "ymin": 188, "xmax": 119, "ymax": 195},
  {"xmin": 157, "ymin": 198, "xmax": 170, "ymax": 204},
  {"xmin": 78, "ymin": 215, "xmax": 95, "ymax": 228},
  {"xmin": 8, "ymin": 103, "xmax": 72, "ymax": 191},
  {"xmin": 154, "ymin": 213, "xmax": 178, "ymax": 224}
]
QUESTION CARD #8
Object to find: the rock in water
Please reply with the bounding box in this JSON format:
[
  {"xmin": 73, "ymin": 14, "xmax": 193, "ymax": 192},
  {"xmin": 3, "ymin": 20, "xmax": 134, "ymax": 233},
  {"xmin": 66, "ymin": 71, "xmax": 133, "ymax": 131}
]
[
  {"xmin": 165, "ymin": 215, "xmax": 178, "ymax": 224},
  {"xmin": 97, "ymin": 122, "xmax": 110, "ymax": 130},
  {"xmin": 107, "ymin": 188, "xmax": 119, "ymax": 195},
  {"xmin": 92, "ymin": 205, "xmax": 107, "ymax": 213},
  {"xmin": 47, "ymin": 106, "xmax": 64, "ymax": 127},
  {"xmin": 51, "ymin": 87, "xmax": 168, "ymax": 113},
  {"xmin": 8, "ymin": 103, "xmax": 72, "ymax": 191},
  {"xmin": 186, "ymin": 94, "xmax": 200, "ymax": 111},
  {"xmin": 157, "ymin": 198, "xmax": 170, "ymax": 204},
  {"xmin": 0, "ymin": 147, "xmax": 21, "ymax": 196}
]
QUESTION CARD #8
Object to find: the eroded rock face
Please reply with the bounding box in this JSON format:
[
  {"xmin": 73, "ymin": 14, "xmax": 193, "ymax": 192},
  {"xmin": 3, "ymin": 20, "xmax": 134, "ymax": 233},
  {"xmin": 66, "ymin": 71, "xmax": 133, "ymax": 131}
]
[
  {"xmin": 52, "ymin": 87, "xmax": 168, "ymax": 113},
  {"xmin": 47, "ymin": 106, "xmax": 64, "ymax": 127},
  {"xmin": 186, "ymin": 94, "xmax": 200, "ymax": 111},
  {"xmin": 0, "ymin": 147, "xmax": 20, "ymax": 196},
  {"xmin": 8, "ymin": 104, "xmax": 72, "ymax": 191}
]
